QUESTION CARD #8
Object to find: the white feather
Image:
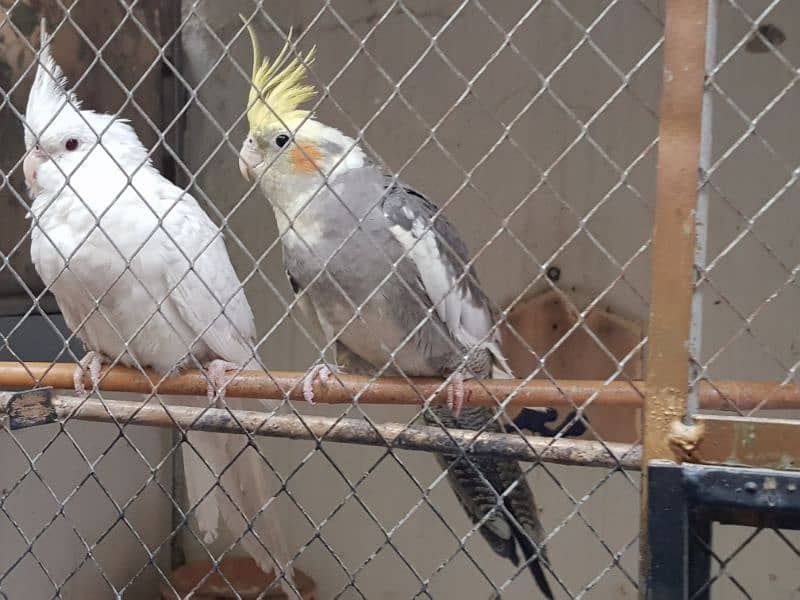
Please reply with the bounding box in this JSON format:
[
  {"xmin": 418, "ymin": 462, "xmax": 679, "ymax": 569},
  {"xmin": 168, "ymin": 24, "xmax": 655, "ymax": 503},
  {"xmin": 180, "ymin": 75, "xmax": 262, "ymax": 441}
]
[
  {"xmin": 389, "ymin": 212, "xmax": 514, "ymax": 379},
  {"xmin": 390, "ymin": 217, "xmax": 489, "ymax": 348}
]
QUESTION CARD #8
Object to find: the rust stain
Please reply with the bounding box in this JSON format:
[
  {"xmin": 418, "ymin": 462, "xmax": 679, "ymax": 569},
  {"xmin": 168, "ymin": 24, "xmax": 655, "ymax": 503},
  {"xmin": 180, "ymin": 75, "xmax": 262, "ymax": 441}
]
[{"xmin": 291, "ymin": 143, "xmax": 323, "ymax": 174}]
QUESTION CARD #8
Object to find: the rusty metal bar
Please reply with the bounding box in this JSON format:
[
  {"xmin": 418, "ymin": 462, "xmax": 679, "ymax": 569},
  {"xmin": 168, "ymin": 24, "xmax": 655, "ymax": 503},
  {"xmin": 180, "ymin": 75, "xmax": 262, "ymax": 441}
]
[
  {"xmin": 1, "ymin": 362, "xmax": 800, "ymax": 410},
  {"xmin": 645, "ymin": 0, "xmax": 709, "ymax": 464},
  {"xmin": 0, "ymin": 389, "xmax": 641, "ymax": 470},
  {"xmin": 641, "ymin": 0, "xmax": 710, "ymax": 595}
]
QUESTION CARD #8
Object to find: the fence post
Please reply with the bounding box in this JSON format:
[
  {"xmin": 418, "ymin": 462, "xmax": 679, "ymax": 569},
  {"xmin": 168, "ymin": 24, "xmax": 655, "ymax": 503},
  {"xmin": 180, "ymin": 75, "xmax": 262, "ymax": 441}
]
[{"xmin": 640, "ymin": 0, "xmax": 709, "ymax": 596}]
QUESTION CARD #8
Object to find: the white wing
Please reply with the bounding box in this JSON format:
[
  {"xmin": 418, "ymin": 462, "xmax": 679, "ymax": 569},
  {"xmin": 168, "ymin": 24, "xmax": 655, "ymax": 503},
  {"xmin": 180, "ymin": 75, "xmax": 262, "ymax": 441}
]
[{"xmin": 158, "ymin": 183, "xmax": 257, "ymax": 368}]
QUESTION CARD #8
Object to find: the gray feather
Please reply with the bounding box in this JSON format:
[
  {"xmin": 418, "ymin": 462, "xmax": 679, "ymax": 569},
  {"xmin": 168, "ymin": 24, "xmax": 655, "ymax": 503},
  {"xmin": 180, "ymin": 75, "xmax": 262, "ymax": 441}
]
[{"xmin": 424, "ymin": 406, "xmax": 551, "ymax": 599}]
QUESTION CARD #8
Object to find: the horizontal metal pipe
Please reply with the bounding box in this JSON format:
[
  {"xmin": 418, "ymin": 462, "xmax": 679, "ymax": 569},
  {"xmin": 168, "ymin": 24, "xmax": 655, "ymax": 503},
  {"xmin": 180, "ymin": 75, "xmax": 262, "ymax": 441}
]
[
  {"xmin": 2, "ymin": 391, "xmax": 641, "ymax": 470},
  {"xmin": 0, "ymin": 362, "xmax": 797, "ymax": 411}
]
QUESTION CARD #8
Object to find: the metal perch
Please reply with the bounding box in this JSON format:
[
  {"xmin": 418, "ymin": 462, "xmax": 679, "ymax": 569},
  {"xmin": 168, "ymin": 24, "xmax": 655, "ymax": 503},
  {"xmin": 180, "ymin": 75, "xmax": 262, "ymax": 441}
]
[
  {"xmin": 1, "ymin": 388, "xmax": 641, "ymax": 470},
  {"xmin": 0, "ymin": 362, "xmax": 797, "ymax": 411}
]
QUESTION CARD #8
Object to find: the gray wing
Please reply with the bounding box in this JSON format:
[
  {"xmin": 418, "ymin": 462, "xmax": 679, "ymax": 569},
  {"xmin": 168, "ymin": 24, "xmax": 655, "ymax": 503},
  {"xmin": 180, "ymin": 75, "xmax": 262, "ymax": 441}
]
[
  {"xmin": 381, "ymin": 181, "xmax": 512, "ymax": 378},
  {"xmin": 381, "ymin": 182, "xmax": 495, "ymax": 351}
]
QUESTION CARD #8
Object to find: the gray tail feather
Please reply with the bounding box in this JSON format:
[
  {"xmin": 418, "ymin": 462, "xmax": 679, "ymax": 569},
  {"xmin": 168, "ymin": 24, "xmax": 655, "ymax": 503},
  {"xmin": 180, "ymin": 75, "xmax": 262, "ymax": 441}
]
[{"xmin": 511, "ymin": 524, "xmax": 554, "ymax": 599}]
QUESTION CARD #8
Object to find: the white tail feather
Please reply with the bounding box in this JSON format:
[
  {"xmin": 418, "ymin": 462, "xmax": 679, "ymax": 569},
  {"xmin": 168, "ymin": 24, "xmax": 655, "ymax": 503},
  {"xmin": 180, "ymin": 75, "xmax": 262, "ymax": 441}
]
[{"xmin": 174, "ymin": 394, "xmax": 295, "ymax": 595}]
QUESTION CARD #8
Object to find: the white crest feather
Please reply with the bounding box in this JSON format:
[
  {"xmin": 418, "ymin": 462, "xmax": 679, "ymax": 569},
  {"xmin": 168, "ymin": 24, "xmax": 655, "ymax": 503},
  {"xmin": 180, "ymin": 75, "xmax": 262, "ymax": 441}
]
[{"xmin": 24, "ymin": 21, "xmax": 81, "ymax": 149}]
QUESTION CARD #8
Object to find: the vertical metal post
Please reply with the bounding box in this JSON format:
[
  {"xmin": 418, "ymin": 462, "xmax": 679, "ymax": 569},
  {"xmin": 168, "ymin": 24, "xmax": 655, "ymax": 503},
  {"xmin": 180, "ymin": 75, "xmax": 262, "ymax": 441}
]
[
  {"xmin": 155, "ymin": 0, "xmax": 188, "ymax": 572},
  {"xmin": 646, "ymin": 462, "xmax": 712, "ymax": 600},
  {"xmin": 640, "ymin": 0, "xmax": 709, "ymax": 596},
  {"xmin": 688, "ymin": 0, "xmax": 719, "ymax": 420}
]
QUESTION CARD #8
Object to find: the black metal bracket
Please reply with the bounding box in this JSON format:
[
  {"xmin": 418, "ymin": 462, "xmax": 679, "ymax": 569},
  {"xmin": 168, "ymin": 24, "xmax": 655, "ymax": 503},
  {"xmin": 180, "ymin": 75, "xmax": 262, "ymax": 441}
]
[
  {"xmin": 646, "ymin": 460, "xmax": 800, "ymax": 600},
  {"xmin": 508, "ymin": 407, "xmax": 588, "ymax": 438}
]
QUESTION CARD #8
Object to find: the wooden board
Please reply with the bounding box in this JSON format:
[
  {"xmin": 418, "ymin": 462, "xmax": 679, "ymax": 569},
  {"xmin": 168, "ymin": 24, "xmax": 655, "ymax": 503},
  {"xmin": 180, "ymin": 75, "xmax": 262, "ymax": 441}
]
[{"xmin": 501, "ymin": 289, "xmax": 643, "ymax": 443}]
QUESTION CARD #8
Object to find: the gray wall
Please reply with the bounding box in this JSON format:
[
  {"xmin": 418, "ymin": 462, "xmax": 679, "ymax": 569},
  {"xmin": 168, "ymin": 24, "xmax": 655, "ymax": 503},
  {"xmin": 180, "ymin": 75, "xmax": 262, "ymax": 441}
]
[{"xmin": 0, "ymin": 315, "xmax": 173, "ymax": 599}]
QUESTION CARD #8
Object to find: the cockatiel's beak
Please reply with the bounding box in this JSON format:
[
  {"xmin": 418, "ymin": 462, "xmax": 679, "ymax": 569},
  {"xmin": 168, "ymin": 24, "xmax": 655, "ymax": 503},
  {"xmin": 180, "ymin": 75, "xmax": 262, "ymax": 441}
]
[
  {"xmin": 238, "ymin": 156, "xmax": 252, "ymax": 182},
  {"xmin": 238, "ymin": 135, "xmax": 262, "ymax": 183},
  {"xmin": 23, "ymin": 146, "xmax": 47, "ymax": 197}
]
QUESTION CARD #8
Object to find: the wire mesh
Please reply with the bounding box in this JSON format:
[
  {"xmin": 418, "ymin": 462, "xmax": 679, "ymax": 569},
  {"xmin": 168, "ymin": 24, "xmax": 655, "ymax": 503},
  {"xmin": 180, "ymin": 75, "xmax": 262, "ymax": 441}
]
[
  {"xmin": 691, "ymin": 0, "xmax": 800, "ymax": 417},
  {"xmin": 688, "ymin": 525, "xmax": 800, "ymax": 599},
  {"xmin": 680, "ymin": 1, "xmax": 800, "ymax": 597},
  {"xmin": 0, "ymin": 1, "xmax": 669, "ymax": 598}
]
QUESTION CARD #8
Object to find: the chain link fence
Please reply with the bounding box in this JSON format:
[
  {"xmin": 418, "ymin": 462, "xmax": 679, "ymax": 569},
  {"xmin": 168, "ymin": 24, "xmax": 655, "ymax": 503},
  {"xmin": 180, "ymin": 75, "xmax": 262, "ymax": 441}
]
[
  {"xmin": 684, "ymin": 1, "xmax": 800, "ymax": 597},
  {"xmin": 1, "ymin": 1, "xmax": 796, "ymax": 599}
]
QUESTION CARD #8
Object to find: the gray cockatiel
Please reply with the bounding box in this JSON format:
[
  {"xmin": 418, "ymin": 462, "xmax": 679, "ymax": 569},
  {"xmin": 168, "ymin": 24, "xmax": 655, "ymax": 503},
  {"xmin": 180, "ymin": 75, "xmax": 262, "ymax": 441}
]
[{"xmin": 237, "ymin": 23, "xmax": 553, "ymax": 598}]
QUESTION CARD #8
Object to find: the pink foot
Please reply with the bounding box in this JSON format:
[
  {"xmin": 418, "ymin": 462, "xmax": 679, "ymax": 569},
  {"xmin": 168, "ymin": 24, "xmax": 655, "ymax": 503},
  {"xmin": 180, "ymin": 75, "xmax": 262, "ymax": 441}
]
[
  {"xmin": 303, "ymin": 363, "xmax": 338, "ymax": 404},
  {"xmin": 446, "ymin": 372, "xmax": 465, "ymax": 418},
  {"xmin": 73, "ymin": 351, "xmax": 106, "ymax": 396},
  {"xmin": 205, "ymin": 359, "xmax": 240, "ymax": 408}
]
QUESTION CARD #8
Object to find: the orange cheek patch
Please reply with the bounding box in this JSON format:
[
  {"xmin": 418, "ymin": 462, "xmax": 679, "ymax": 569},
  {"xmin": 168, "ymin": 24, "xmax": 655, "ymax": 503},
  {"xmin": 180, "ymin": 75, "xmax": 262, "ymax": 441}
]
[{"xmin": 290, "ymin": 143, "xmax": 323, "ymax": 174}]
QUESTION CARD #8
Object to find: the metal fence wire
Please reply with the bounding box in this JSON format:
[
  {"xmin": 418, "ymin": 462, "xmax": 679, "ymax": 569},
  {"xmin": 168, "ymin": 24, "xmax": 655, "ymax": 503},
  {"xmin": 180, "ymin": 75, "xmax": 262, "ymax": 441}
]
[{"xmin": 0, "ymin": 0, "xmax": 795, "ymax": 599}]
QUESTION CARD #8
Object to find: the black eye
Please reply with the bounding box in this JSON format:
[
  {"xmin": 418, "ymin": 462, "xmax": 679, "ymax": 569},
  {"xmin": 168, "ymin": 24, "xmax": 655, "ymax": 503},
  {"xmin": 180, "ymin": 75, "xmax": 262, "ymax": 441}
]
[
  {"xmin": 65, "ymin": 138, "xmax": 79, "ymax": 151},
  {"xmin": 275, "ymin": 134, "xmax": 290, "ymax": 148}
]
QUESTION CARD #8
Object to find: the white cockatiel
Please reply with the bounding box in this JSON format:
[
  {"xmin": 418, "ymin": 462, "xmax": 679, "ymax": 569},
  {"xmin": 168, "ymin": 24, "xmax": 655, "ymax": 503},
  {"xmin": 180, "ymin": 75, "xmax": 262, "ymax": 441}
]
[
  {"xmin": 237, "ymin": 23, "xmax": 553, "ymax": 598},
  {"xmin": 23, "ymin": 33, "xmax": 294, "ymax": 593}
]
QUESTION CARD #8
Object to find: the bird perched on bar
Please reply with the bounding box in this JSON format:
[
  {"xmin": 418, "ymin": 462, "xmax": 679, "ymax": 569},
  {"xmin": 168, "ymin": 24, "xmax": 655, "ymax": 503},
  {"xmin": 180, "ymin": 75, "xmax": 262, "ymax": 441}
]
[
  {"xmin": 23, "ymin": 29, "xmax": 294, "ymax": 593},
  {"xmin": 237, "ymin": 21, "xmax": 553, "ymax": 598}
]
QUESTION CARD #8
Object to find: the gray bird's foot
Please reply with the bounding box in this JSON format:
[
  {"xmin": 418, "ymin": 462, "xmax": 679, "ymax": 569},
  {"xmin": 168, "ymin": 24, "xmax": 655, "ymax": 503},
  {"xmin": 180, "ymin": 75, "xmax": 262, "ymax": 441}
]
[
  {"xmin": 303, "ymin": 363, "xmax": 339, "ymax": 404},
  {"xmin": 205, "ymin": 359, "xmax": 240, "ymax": 408},
  {"xmin": 446, "ymin": 371, "xmax": 465, "ymax": 418},
  {"xmin": 73, "ymin": 351, "xmax": 107, "ymax": 396}
]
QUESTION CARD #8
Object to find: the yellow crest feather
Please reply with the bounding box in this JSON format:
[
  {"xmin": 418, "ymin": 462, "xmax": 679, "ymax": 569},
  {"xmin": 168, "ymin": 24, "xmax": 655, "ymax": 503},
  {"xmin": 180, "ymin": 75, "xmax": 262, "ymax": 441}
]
[{"xmin": 241, "ymin": 17, "xmax": 316, "ymax": 136}]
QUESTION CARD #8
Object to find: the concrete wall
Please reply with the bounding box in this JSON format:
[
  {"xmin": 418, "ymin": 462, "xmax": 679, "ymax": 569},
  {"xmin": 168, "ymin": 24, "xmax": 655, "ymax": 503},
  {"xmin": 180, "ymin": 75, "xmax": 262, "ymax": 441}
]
[
  {"xmin": 179, "ymin": 1, "xmax": 800, "ymax": 597},
  {"xmin": 0, "ymin": 315, "xmax": 173, "ymax": 599}
]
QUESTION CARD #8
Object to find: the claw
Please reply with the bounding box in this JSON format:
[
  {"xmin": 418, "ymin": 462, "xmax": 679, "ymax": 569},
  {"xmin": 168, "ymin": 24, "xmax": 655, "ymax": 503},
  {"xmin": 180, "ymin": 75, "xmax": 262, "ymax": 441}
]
[
  {"xmin": 303, "ymin": 363, "xmax": 337, "ymax": 404},
  {"xmin": 73, "ymin": 351, "xmax": 105, "ymax": 396},
  {"xmin": 446, "ymin": 372, "xmax": 465, "ymax": 418},
  {"xmin": 205, "ymin": 359, "xmax": 239, "ymax": 408}
]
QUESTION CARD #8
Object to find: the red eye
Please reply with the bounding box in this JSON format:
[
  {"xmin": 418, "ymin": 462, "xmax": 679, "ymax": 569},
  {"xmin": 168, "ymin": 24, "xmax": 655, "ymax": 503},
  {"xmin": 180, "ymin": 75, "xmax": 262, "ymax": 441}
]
[{"xmin": 65, "ymin": 138, "xmax": 78, "ymax": 151}]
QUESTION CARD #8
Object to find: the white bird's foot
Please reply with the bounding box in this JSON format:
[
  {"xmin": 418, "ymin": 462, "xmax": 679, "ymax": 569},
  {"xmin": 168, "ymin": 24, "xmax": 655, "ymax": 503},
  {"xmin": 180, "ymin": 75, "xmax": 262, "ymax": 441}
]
[
  {"xmin": 205, "ymin": 359, "xmax": 240, "ymax": 408},
  {"xmin": 446, "ymin": 372, "xmax": 465, "ymax": 418},
  {"xmin": 73, "ymin": 351, "xmax": 106, "ymax": 396},
  {"xmin": 303, "ymin": 363, "xmax": 339, "ymax": 404}
]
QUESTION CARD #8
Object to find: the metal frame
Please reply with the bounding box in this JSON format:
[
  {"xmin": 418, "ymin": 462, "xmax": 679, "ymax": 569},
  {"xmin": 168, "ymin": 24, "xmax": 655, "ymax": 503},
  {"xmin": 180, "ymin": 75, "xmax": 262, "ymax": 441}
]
[
  {"xmin": 640, "ymin": 0, "xmax": 709, "ymax": 591},
  {"xmin": 646, "ymin": 461, "xmax": 800, "ymax": 600},
  {"xmin": 641, "ymin": 0, "xmax": 800, "ymax": 597}
]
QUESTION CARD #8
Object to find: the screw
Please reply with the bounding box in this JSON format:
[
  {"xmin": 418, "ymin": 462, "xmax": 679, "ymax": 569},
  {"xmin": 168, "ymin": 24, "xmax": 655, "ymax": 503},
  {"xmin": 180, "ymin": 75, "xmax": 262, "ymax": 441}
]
[{"xmin": 744, "ymin": 481, "xmax": 758, "ymax": 492}]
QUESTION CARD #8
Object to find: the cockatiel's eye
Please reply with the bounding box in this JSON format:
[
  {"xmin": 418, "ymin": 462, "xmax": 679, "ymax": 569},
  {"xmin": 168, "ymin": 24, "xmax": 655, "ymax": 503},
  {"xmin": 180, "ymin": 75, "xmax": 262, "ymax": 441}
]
[
  {"xmin": 274, "ymin": 134, "xmax": 290, "ymax": 148},
  {"xmin": 65, "ymin": 138, "xmax": 79, "ymax": 151}
]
